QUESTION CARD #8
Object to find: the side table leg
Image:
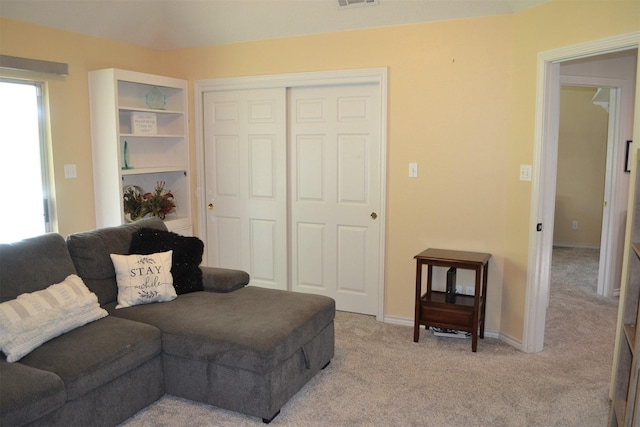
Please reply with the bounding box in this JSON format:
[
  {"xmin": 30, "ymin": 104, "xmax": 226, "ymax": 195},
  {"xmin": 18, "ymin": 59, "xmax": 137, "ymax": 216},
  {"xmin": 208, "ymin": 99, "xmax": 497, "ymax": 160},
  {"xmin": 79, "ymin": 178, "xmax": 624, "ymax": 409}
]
[
  {"xmin": 413, "ymin": 260, "xmax": 422, "ymax": 342},
  {"xmin": 480, "ymin": 261, "xmax": 489, "ymax": 339},
  {"xmin": 471, "ymin": 267, "xmax": 481, "ymax": 352}
]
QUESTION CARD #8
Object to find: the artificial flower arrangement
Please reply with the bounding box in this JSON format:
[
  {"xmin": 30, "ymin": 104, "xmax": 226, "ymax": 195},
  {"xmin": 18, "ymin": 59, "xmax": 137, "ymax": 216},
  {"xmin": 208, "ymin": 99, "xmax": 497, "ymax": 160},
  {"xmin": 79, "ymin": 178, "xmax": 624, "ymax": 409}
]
[{"xmin": 123, "ymin": 181, "xmax": 176, "ymax": 221}]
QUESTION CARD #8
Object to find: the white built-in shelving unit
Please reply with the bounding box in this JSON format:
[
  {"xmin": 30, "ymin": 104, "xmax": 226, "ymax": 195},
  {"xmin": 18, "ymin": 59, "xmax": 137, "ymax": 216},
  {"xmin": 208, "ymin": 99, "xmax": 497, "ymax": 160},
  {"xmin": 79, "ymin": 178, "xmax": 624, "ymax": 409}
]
[
  {"xmin": 88, "ymin": 68, "xmax": 192, "ymax": 235},
  {"xmin": 609, "ymin": 148, "xmax": 640, "ymax": 426}
]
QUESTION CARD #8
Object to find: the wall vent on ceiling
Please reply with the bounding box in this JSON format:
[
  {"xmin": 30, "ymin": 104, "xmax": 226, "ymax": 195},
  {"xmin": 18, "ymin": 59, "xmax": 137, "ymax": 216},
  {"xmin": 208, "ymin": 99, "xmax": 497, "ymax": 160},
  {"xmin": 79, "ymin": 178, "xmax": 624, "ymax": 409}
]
[{"xmin": 337, "ymin": 0, "xmax": 379, "ymax": 9}]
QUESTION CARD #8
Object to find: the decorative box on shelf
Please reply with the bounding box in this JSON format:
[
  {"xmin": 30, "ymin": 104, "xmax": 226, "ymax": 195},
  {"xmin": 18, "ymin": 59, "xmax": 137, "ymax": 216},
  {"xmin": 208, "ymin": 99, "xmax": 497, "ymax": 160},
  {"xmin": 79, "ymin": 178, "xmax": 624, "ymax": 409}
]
[{"xmin": 132, "ymin": 112, "xmax": 157, "ymax": 135}]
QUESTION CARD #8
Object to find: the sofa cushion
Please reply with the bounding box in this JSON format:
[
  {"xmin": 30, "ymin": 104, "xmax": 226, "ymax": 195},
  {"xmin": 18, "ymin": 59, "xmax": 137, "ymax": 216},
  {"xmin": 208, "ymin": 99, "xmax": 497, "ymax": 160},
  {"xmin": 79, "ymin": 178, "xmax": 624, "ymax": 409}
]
[
  {"xmin": 110, "ymin": 251, "xmax": 177, "ymax": 308},
  {"xmin": 201, "ymin": 266, "xmax": 250, "ymax": 293},
  {"xmin": 107, "ymin": 287, "xmax": 335, "ymax": 373},
  {"xmin": 0, "ymin": 274, "xmax": 107, "ymax": 362},
  {"xmin": 130, "ymin": 228, "xmax": 204, "ymax": 295},
  {"xmin": 66, "ymin": 217, "xmax": 167, "ymax": 306},
  {"xmin": 18, "ymin": 316, "xmax": 161, "ymax": 401},
  {"xmin": 0, "ymin": 233, "xmax": 77, "ymax": 303},
  {"xmin": 0, "ymin": 359, "xmax": 66, "ymax": 426}
]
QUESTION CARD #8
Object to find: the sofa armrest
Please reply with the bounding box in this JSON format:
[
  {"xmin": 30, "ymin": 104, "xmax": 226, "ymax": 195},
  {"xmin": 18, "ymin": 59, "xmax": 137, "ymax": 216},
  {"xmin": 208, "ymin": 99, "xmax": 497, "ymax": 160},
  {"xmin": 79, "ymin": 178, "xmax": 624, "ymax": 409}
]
[
  {"xmin": 201, "ymin": 266, "xmax": 250, "ymax": 293},
  {"xmin": 0, "ymin": 359, "xmax": 66, "ymax": 426}
]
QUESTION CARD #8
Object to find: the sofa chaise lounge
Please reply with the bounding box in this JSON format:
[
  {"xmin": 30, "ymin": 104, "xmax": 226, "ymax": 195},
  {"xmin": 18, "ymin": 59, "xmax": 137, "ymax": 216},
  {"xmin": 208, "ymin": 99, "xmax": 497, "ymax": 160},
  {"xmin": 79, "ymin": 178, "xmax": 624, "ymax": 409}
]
[{"xmin": 0, "ymin": 217, "xmax": 335, "ymax": 425}]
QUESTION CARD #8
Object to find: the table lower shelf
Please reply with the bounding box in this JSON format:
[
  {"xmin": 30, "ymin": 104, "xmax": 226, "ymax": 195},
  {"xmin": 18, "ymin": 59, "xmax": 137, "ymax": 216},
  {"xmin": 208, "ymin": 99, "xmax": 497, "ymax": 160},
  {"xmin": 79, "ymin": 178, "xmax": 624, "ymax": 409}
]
[{"xmin": 417, "ymin": 291, "xmax": 477, "ymax": 330}]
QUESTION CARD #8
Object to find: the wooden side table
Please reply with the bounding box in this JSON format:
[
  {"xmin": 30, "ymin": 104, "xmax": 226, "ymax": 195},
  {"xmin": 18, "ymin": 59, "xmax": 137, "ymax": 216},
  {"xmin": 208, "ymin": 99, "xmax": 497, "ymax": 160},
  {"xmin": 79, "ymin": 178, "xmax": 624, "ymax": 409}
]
[{"xmin": 413, "ymin": 248, "xmax": 491, "ymax": 352}]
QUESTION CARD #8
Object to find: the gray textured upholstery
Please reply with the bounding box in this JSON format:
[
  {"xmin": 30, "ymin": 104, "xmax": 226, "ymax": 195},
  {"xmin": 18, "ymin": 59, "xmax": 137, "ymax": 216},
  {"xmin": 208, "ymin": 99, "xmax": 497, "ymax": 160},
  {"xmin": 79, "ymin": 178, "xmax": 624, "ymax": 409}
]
[
  {"xmin": 201, "ymin": 266, "xmax": 250, "ymax": 293},
  {"xmin": 19, "ymin": 316, "xmax": 161, "ymax": 400},
  {"xmin": 162, "ymin": 321, "xmax": 334, "ymax": 420},
  {"xmin": 0, "ymin": 222, "xmax": 167, "ymax": 426},
  {"xmin": 66, "ymin": 217, "xmax": 166, "ymax": 306},
  {"xmin": 1, "ymin": 218, "xmax": 334, "ymax": 425},
  {"xmin": 106, "ymin": 287, "xmax": 335, "ymax": 420},
  {"xmin": 28, "ymin": 357, "xmax": 164, "ymax": 427},
  {"xmin": 107, "ymin": 287, "xmax": 334, "ymax": 372},
  {"xmin": 0, "ymin": 233, "xmax": 76, "ymax": 302},
  {"xmin": 0, "ymin": 361, "xmax": 66, "ymax": 426}
]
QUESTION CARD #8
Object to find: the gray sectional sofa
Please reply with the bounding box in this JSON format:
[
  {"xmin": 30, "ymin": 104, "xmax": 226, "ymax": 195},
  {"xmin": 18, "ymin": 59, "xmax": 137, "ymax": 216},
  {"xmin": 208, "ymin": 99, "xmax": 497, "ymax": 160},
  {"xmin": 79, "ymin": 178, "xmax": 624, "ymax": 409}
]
[{"xmin": 0, "ymin": 217, "xmax": 335, "ymax": 426}]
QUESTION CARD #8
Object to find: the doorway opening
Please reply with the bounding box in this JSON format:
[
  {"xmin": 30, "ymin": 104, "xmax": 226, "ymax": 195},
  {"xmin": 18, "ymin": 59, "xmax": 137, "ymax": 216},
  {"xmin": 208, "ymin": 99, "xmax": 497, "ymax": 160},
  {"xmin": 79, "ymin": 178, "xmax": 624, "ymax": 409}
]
[
  {"xmin": 552, "ymin": 84, "xmax": 609, "ymax": 303},
  {"xmin": 554, "ymin": 79, "xmax": 627, "ymax": 300},
  {"xmin": 524, "ymin": 33, "xmax": 639, "ymax": 354}
]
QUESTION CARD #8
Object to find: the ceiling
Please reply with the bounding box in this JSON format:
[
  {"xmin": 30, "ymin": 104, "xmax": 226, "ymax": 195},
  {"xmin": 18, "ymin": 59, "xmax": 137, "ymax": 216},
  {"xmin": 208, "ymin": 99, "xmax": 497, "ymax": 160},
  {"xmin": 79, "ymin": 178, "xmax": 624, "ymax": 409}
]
[{"xmin": 0, "ymin": 0, "xmax": 548, "ymax": 51}]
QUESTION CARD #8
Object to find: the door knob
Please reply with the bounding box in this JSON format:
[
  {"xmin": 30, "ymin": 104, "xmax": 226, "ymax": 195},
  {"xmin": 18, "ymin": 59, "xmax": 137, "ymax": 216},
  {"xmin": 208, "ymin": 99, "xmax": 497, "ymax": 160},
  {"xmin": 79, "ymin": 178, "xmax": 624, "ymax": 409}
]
[
  {"xmin": 208, "ymin": 203, "xmax": 214, "ymax": 210},
  {"xmin": 370, "ymin": 212, "xmax": 377, "ymax": 219}
]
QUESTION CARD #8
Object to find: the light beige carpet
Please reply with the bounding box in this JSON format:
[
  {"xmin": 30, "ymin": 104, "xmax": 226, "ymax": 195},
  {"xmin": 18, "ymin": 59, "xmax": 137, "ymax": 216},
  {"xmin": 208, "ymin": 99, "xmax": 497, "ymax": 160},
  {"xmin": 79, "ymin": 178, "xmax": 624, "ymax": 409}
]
[{"xmin": 120, "ymin": 247, "xmax": 618, "ymax": 426}]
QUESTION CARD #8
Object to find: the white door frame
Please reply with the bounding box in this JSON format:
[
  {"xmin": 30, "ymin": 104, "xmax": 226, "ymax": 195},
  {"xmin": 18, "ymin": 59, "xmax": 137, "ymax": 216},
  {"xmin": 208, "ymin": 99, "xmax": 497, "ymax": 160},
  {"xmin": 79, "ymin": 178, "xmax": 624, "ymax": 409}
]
[
  {"xmin": 523, "ymin": 32, "xmax": 640, "ymax": 353},
  {"xmin": 194, "ymin": 68, "xmax": 388, "ymax": 321}
]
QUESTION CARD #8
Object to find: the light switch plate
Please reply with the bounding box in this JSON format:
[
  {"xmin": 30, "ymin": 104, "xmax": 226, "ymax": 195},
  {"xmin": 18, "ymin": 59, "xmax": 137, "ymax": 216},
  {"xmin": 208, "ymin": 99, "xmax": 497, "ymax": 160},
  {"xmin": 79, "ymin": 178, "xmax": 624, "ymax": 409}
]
[
  {"xmin": 64, "ymin": 164, "xmax": 77, "ymax": 179},
  {"xmin": 409, "ymin": 162, "xmax": 418, "ymax": 178}
]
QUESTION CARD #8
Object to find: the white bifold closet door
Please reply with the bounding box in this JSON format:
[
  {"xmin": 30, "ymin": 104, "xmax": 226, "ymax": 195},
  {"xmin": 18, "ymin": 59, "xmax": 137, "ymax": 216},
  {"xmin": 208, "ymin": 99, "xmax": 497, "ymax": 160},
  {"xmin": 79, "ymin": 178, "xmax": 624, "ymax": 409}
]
[
  {"xmin": 203, "ymin": 82, "xmax": 381, "ymax": 315},
  {"xmin": 203, "ymin": 88, "xmax": 288, "ymax": 290},
  {"xmin": 288, "ymin": 84, "xmax": 381, "ymax": 315}
]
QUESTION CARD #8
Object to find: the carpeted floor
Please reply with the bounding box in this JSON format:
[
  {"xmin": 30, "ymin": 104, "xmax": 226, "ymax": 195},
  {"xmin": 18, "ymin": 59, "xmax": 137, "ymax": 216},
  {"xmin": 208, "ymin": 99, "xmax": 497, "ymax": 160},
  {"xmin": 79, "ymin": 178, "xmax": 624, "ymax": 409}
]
[{"xmin": 120, "ymin": 247, "xmax": 619, "ymax": 426}]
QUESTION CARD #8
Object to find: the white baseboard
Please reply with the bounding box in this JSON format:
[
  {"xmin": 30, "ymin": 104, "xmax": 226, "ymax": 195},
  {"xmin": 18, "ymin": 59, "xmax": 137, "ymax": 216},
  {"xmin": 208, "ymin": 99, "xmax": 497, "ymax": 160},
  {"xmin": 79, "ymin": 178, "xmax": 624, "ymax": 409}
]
[
  {"xmin": 552, "ymin": 243, "xmax": 600, "ymax": 250},
  {"xmin": 382, "ymin": 315, "xmax": 522, "ymax": 350}
]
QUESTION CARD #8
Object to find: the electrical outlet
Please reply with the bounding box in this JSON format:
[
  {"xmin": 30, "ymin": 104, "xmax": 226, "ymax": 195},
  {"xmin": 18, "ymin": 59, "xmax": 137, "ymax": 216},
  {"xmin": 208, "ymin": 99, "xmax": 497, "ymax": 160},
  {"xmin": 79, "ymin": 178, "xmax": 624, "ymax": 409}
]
[
  {"xmin": 572, "ymin": 221, "xmax": 578, "ymax": 230},
  {"xmin": 519, "ymin": 165, "xmax": 532, "ymax": 182}
]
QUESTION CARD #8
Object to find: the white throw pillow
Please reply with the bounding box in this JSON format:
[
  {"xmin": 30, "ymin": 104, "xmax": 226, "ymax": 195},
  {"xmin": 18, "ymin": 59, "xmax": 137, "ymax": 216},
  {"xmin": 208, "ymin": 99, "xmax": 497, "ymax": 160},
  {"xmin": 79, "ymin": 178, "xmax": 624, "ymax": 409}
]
[
  {"xmin": 110, "ymin": 250, "xmax": 177, "ymax": 309},
  {"xmin": 0, "ymin": 274, "xmax": 108, "ymax": 362}
]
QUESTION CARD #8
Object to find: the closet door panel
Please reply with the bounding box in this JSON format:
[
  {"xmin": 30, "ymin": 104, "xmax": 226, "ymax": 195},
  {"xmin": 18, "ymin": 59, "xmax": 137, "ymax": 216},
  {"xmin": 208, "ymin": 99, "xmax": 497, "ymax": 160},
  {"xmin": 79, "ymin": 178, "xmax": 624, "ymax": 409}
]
[{"xmin": 203, "ymin": 88, "xmax": 287, "ymax": 290}]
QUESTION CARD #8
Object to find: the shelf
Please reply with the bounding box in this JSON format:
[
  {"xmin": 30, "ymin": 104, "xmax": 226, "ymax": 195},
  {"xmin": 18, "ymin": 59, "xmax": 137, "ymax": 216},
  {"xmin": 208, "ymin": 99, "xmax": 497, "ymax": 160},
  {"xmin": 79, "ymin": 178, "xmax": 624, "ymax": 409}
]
[
  {"xmin": 625, "ymin": 323, "xmax": 637, "ymax": 355},
  {"xmin": 119, "ymin": 106, "xmax": 183, "ymax": 115},
  {"xmin": 119, "ymin": 107, "xmax": 185, "ymax": 135},
  {"xmin": 164, "ymin": 216, "xmax": 190, "ymax": 225},
  {"xmin": 125, "ymin": 216, "xmax": 191, "ymax": 235},
  {"xmin": 121, "ymin": 166, "xmax": 186, "ymax": 175},
  {"xmin": 120, "ymin": 133, "xmax": 184, "ymax": 139},
  {"xmin": 421, "ymin": 291, "xmax": 475, "ymax": 308}
]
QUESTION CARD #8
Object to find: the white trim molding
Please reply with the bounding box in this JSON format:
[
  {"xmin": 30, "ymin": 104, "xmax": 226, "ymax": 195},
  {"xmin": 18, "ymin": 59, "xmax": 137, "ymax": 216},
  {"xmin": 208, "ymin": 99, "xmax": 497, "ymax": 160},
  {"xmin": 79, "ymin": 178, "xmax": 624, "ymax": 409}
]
[{"xmin": 523, "ymin": 31, "xmax": 640, "ymax": 354}]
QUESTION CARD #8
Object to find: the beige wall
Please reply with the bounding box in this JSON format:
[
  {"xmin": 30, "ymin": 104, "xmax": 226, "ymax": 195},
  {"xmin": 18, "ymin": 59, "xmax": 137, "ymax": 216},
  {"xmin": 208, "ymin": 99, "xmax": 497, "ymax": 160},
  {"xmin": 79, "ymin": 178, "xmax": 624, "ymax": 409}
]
[
  {"xmin": 161, "ymin": 15, "xmax": 514, "ymax": 333},
  {"xmin": 1, "ymin": 0, "xmax": 639, "ymax": 345},
  {"xmin": 0, "ymin": 18, "xmax": 165, "ymax": 235},
  {"xmin": 554, "ymin": 86, "xmax": 608, "ymax": 247},
  {"xmin": 502, "ymin": 0, "xmax": 639, "ymax": 341}
]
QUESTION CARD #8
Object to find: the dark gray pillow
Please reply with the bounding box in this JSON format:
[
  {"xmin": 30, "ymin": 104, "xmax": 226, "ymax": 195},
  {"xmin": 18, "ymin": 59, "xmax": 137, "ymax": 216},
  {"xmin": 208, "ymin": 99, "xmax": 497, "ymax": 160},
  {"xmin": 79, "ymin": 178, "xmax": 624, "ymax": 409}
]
[{"xmin": 129, "ymin": 228, "xmax": 204, "ymax": 295}]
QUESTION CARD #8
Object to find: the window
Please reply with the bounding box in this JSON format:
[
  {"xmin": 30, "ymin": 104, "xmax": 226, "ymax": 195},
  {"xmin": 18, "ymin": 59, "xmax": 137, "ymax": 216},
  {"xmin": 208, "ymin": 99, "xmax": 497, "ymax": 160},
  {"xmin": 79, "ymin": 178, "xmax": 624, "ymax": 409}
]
[{"xmin": 0, "ymin": 78, "xmax": 52, "ymax": 243}]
